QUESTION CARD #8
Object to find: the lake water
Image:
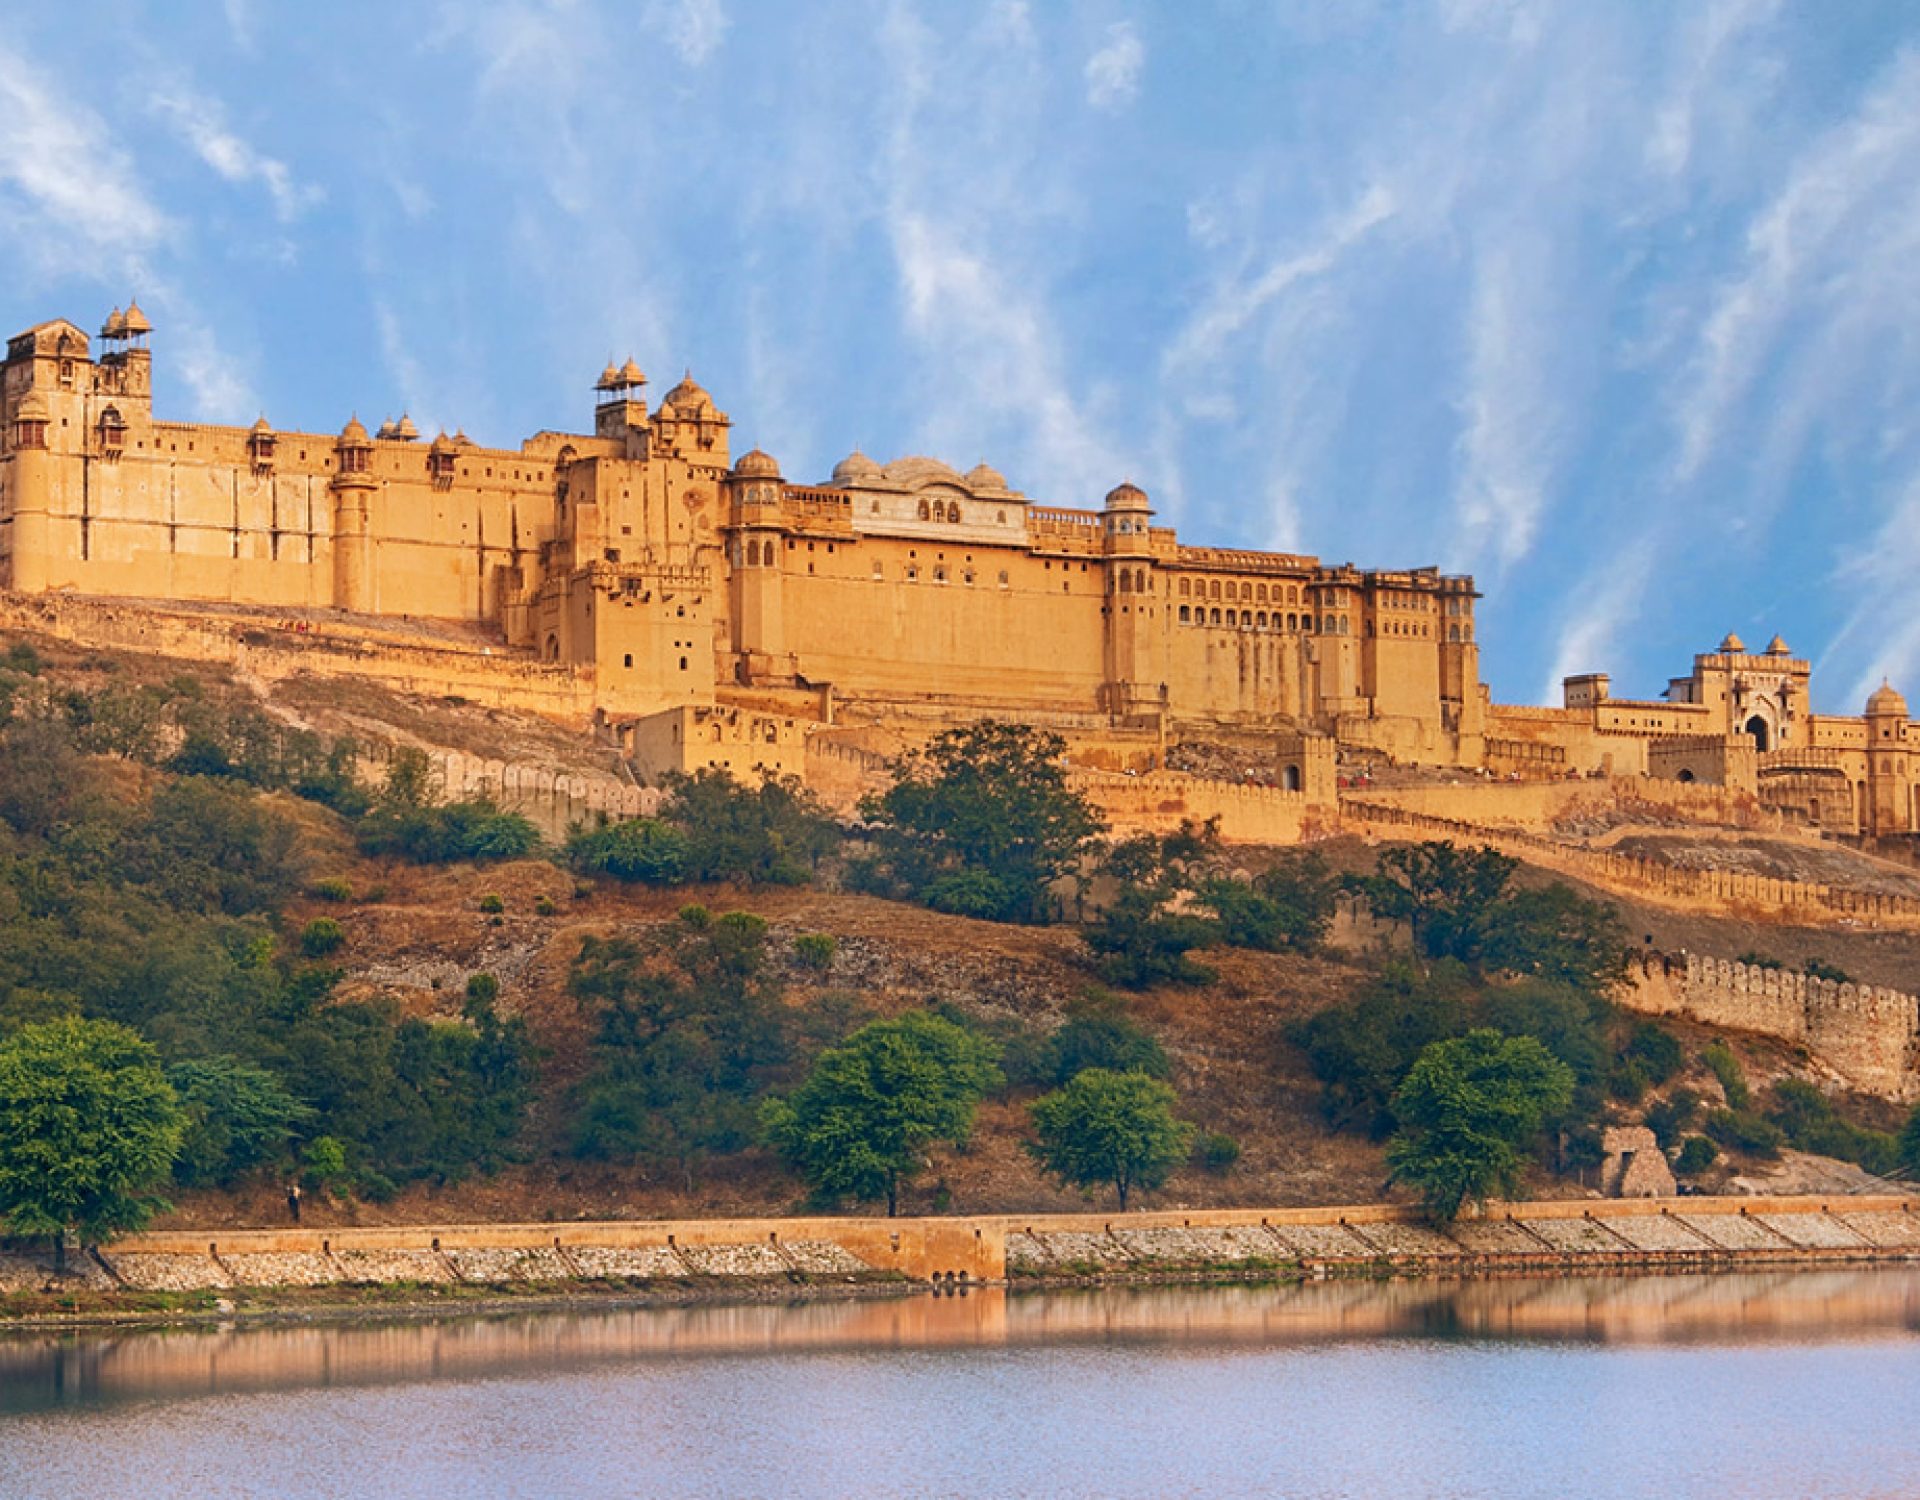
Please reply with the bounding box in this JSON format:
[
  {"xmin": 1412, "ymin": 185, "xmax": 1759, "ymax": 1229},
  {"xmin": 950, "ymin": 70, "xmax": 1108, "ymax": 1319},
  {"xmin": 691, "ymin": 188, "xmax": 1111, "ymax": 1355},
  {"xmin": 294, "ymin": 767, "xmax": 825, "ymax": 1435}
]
[{"xmin": 5, "ymin": 1270, "xmax": 1920, "ymax": 1499}]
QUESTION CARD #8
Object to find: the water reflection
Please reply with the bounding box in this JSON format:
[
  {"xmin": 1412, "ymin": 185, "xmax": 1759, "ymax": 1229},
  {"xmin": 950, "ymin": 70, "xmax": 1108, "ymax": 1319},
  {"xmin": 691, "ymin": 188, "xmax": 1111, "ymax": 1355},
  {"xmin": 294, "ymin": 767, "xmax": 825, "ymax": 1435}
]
[{"xmin": 5, "ymin": 1267, "xmax": 1920, "ymax": 1414}]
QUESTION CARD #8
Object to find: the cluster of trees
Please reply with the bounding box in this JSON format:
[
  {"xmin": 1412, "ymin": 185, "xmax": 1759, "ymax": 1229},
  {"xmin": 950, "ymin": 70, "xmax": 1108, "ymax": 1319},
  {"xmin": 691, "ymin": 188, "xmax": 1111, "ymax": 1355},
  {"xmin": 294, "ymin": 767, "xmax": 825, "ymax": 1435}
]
[
  {"xmin": 562, "ymin": 907, "xmax": 1209, "ymax": 1217},
  {"xmin": 565, "ymin": 771, "xmax": 838, "ymax": 888},
  {"xmin": 0, "ymin": 676, "xmax": 540, "ymax": 1262},
  {"xmin": 1293, "ymin": 843, "xmax": 1633, "ymax": 1218}
]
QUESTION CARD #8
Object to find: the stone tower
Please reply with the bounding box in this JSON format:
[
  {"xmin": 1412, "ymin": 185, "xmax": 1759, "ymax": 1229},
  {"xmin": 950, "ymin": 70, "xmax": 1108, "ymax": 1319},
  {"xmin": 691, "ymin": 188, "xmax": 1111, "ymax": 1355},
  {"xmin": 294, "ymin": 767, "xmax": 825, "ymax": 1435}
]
[
  {"xmin": 1863, "ymin": 680, "xmax": 1912, "ymax": 835},
  {"xmin": 1101, "ymin": 480, "xmax": 1161, "ymax": 721}
]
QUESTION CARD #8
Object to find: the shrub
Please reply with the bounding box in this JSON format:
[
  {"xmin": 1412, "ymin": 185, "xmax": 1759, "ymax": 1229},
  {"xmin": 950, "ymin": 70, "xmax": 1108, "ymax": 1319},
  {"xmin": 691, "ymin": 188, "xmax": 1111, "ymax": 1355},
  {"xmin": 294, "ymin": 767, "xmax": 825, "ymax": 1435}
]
[
  {"xmin": 793, "ymin": 933, "xmax": 837, "ymax": 973},
  {"xmin": 301, "ymin": 1135, "xmax": 350, "ymax": 1193},
  {"xmin": 921, "ymin": 869, "xmax": 1019, "ymax": 921},
  {"xmin": 1802, "ymin": 958, "xmax": 1853, "ymax": 985},
  {"xmin": 660, "ymin": 769, "xmax": 837, "ymax": 886},
  {"xmin": 312, "ymin": 876, "xmax": 355, "ymax": 903},
  {"xmin": 1737, "ymin": 951, "xmax": 1785, "ymax": 971},
  {"xmin": 1704, "ymin": 1107, "xmax": 1783, "ymax": 1157},
  {"xmin": 534, "ymin": 895, "xmax": 557, "ymax": 917},
  {"xmin": 466, "ymin": 973, "xmax": 500, "ymax": 1004},
  {"xmin": 1674, "ymin": 1135, "xmax": 1719, "ymax": 1175},
  {"xmin": 1767, "ymin": 1078, "xmax": 1899, "ymax": 1175},
  {"xmin": 1701, "ymin": 1040, "xmax": 1750, "ymax": 1110},
  {"xmin": 1037, "ymin": 992, "xmax": 1170, "ymax": 1086},
  {"xmin": 1645, "ymin": 1087, "xmax": 1701, "ymax": 1148},
  {"xmin": 1193, "ymin": 1130, "xmax": 1242, "ymax": 1175},
  {"xmin": 1622, "ymin": 1021, "xmax": 1683, "ymax": 1086},
  {"xmin": 478, "ymin": 893, "xmax": 505, "ymax": 914},
  {"xmin": 565, "ymin": 817, "xmax": 688, "ymax": 884},
  {"xmin": 299, "ymin": 917, "xmax": 345, "ymax": 958}
]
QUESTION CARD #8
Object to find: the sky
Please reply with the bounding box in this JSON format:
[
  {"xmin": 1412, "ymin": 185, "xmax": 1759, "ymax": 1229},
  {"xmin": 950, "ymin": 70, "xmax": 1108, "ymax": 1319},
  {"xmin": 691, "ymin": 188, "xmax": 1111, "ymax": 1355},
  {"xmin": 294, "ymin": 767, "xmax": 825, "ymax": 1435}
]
[{"xmin": 2, "ymin": 1, "xmax": 1917, "ymax": 712}]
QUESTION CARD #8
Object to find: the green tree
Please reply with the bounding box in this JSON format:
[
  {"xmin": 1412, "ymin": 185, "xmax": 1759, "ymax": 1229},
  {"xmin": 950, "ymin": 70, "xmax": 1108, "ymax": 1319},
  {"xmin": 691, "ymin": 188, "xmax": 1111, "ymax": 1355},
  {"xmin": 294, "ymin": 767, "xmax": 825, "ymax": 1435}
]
[
  {"xmin": 0, "ymin": 1017, "xmax": 184, "ymax": 1267},
  {"xmin": 166, "ymin": 1055, "xmax": 313, "ymax": 1188},
  {"xmin": 1359, "ymin": 842, "xmax": 1520, "ymax": 966},
  {"xmin": 1199, "ymin": 850, "xmax": 1340, "ymax": 953},
  {"xmin": 762, "ymin": 1010, "xmax": 1001, "ymax": 1215},
  {"xmin": 862, "ymin": 721, "xmax": 1103, "ymax": 923},
  {"xmin": 565, "ymin": 816, "xmax": 689, "ymax": 884},
  {"xmin": 1081, "ymin": 822, "xmax": 1222, "ymax": 988},
  {"xmin": 1028, "ymin": 1068, "xmax": 1195, "ymax": 1210},
  {"xmin": 1035, "ymin": 991, "xmax": 1169, "ymax": 1086},
  {"xmin": 1289, "ymin": 962, "xmax": 1475, "ymax": 1137},
  {"xmin": 1385, "ymin": 1028, "xmax": 1574, "ymax": 1221},
  {"xmin": 660, "ymin": 770, "xmax": 837, "ymax": 885},
  {"xmin": 570, "ymin": 911, "xmax": 794, "ymax": 1185}
]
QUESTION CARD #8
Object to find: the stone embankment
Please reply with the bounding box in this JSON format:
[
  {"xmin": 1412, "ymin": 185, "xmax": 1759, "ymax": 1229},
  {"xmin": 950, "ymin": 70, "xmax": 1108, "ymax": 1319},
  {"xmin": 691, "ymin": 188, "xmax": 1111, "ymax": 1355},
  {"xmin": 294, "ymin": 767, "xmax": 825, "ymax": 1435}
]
[{"xmin": 5, "ymin": 1197, "xmax": 1916, "ymax": 1305}]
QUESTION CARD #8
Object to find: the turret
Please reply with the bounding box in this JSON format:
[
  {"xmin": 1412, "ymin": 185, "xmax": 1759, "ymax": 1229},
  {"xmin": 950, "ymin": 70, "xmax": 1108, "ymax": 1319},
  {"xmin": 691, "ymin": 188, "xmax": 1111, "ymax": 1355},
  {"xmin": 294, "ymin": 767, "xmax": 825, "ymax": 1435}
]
[
  {"xmin": 729, "ymin": 448, "xmax": 794, "ymax": 685},
  {"xmin": 594, "ymin": 358, "xmax": 649, "ymax": 452},
  {"xmin": 1100, "ymin": 481, "xmax": 1160, "ymax": 721},
  {"xmin": 6, "ymin": 392, "xmax": 52, "ymax": 591},
  {"xmin": 330, "ymin": 416, "xmax": 376, "ymax": 612},
  {"xmin": 1863, "ymin": 680, "xmax": 1912, "ymax": 835}
]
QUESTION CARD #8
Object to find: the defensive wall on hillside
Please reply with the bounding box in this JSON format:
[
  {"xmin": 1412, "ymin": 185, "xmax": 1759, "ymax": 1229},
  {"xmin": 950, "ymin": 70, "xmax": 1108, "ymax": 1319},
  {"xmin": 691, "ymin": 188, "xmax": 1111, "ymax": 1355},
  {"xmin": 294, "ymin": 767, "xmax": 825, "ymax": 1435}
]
[
  {"xmin": 1625, "ymin": 953, "xmax": 1920, "ymax": 1102},
  {"xmin": 1344, "ymin": 797, "xmax": 1920, "ymax": 927},
  {"xmin": 8, "ymin": 1197, "xmax": 1918, "ymax": 1301}
]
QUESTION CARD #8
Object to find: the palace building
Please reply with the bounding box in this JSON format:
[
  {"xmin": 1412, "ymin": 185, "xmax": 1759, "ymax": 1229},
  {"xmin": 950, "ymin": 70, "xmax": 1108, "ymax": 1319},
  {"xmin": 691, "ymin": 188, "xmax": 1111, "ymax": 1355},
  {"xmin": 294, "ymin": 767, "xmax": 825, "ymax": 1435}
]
[
  {"xmin": 0, "ymin": 309, "xmax": 1483, "ymax": 773},
  {"xmin": 2, "ymin": 307, "xmax": 1912, "ymax": 837}
]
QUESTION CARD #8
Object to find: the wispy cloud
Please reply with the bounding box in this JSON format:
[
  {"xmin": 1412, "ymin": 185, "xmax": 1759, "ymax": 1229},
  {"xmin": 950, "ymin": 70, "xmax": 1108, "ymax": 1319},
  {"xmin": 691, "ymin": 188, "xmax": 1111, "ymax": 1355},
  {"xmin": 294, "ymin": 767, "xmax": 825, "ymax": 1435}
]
[
  {"xmin": 1541, "ymin": 536, "xmax": 1660, "ymax": 703},
  {"xmin": 1452, "ymin": 235, "xmax": 1558, "ymax": 571},
  {"xmin": 644, "ymin": 0, "xmax": 729, "ymax": 67},
  {"xmin": 151, "ymin": 88, "xmax": 321, "ymax": 223},
  {"xmin": 1827, "ymin": 468, "xmax": 1920, "ymax": 705},
  {"xmin": 1085, "ymin": 22, "xmax": 1144, "ymax": 111},
  {"xmin": 1672, "ymin": 47, "xmax": 1920, "ymax": 482},
  {"xmin": 873, "ymin": 2, "xmax": 1125, "ymax": 503},
  {"xmin": 0, "ymin": 43, "xmax": 170, "ymax": 270}
]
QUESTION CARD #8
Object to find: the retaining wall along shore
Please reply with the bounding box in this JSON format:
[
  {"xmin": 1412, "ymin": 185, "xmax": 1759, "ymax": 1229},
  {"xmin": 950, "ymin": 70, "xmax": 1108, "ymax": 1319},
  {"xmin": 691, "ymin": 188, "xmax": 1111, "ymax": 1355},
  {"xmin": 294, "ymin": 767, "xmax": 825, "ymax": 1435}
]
[{"xmin": 6, "ymin": 1196, "xmax": 1918, "ymax": 1298}]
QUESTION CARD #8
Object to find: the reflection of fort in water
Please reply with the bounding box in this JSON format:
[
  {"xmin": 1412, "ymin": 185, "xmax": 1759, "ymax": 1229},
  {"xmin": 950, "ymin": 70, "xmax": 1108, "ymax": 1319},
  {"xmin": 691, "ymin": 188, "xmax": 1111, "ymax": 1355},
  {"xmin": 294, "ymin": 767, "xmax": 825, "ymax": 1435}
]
[{"xmin": 7, "ymin": 1270, "xmax": 1920, "ymax": 1414}]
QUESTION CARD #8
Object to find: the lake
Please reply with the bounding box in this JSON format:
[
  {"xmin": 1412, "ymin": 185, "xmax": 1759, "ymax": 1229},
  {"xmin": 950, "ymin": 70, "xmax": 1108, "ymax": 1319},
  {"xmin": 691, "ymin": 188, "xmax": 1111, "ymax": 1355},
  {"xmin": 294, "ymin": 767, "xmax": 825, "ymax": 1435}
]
[{"xmin": 4, "ymin": 1269, "xmax": 1920, "ymax": 1499}]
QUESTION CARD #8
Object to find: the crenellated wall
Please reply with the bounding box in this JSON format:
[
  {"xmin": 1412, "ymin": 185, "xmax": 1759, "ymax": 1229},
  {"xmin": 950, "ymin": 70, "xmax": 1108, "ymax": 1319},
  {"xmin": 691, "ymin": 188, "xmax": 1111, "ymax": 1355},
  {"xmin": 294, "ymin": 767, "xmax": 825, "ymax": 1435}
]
[{"xmin": 1625, "ymin": 952, "xmax": 1920, "ymax": 1101}]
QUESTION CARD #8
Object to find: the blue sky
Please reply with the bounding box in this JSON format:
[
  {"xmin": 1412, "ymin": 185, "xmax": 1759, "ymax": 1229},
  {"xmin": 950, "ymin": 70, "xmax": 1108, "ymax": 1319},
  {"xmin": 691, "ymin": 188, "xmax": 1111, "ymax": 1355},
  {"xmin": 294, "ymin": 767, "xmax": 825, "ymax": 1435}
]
[{"xmin": 2, "ymin": 2, "xmax": 1917, "ymax": 712}]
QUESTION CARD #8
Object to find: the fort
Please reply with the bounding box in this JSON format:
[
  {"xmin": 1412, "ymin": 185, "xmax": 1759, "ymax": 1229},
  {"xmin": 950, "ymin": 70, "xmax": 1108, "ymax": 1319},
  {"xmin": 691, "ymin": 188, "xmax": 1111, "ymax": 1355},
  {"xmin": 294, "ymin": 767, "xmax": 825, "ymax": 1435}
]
[{"xmin": 2, "ymin": 305, "xmax": 1915, "ymax": 839}]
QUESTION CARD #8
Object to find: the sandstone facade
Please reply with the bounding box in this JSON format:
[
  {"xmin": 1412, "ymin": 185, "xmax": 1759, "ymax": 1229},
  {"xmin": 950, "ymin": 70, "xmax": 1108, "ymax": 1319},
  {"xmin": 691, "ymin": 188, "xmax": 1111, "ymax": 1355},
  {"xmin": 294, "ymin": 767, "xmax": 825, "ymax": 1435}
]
[{"xmin": 0, "ymin": 311, "xmax": 1486, "ymax": 784}]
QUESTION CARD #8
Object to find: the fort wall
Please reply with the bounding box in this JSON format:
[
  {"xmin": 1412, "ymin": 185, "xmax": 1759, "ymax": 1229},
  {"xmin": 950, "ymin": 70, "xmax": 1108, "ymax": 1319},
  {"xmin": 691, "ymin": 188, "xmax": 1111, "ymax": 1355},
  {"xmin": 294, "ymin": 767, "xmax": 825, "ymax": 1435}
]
[
  {"xmin": 1624, "ymin": 952, "xmax": 1920, "ymax": 1102},
  {"xmin": 1343, "ymin": 796, "xmax": 1920, "ymax": 926}
]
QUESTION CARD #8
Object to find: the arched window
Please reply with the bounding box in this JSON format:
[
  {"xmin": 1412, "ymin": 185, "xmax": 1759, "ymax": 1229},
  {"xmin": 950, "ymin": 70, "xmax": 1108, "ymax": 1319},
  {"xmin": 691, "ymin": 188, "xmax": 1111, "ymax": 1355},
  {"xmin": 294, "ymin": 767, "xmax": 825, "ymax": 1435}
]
[
  {"xmin": 1287, "ymin": 613, "xmax": 1298, "ymax": 630},
  {"xmin": 1179, "ymin": 578, "xmax": 1190, "ymax": 597},
  {"xmin": 1209, "ymin": 581, "xmax": 1221, "ymax": 600},
  {"xmin": 1226, "ymin": 609, "xmax": 1237, "ymax": 627},
  {"xmin": 1282, "ymin": 765, "xmax": 1301, "ymax": 792},
  {"xmin": 1179, "ymin": 605, "xmax": 1190, "ymax": 623},
  {"xmin": 745, "ymin": 539, "xmax": 759, "ymax": 567},
  {"xmin": 1210, "ymin": 608, "xmax": 1220, "ymax": 625},
  {"xmin": 918, "ymin": 499, "xmax": 931, "ymax": 520},
  {"xmin": 1258, "ymin": 612, "xmax": 1268, "ymax": 629}
]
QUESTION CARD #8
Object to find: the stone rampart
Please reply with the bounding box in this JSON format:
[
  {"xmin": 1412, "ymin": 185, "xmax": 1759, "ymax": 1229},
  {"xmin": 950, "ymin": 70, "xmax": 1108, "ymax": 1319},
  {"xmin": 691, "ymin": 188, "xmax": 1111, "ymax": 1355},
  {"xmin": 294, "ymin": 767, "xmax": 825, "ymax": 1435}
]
[
  {"xmin": 1625, "ymin": 952, "xmax": 1920, "ymax": 1101},
  {"xmin": 1344, "ymin": 798, "xmax": 1920, "ymax": 927},
  {"xmin": 355, "ymin": 743, "xmax": 660, "ymax": 839},
  {"xmin": 1067, "ymin": 770, "xmax": 1324, "ymax": 844}
]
